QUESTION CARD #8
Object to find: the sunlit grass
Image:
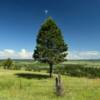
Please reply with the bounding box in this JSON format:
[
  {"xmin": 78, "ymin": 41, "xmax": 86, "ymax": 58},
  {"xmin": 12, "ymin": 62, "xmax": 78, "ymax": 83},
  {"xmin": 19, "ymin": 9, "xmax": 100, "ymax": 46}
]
[{"xmin": 0, "ymin": 70, "xmax": 100, "ymax": 100}]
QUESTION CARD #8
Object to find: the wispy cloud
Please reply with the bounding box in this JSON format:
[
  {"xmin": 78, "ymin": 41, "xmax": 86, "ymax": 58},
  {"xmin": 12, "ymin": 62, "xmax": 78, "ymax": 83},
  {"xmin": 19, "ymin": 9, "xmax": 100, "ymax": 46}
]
[
  {"xmin": 67, "ymin": 51, "xmax": 100, "ymax": 59},
  {"xmin": 0, "ymin": 49, "xmax": 32, "ymax": 59},
  {"xmin": 0, "ymin": 49, "xmax": 100, "ymax": 60}
]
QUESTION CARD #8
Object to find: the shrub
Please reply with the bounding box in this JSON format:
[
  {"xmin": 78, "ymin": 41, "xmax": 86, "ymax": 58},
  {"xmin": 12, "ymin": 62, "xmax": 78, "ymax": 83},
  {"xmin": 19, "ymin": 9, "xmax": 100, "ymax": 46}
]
[{"xmin": 3, "ymin": 58, "xmax": 13, "ymax": 69}]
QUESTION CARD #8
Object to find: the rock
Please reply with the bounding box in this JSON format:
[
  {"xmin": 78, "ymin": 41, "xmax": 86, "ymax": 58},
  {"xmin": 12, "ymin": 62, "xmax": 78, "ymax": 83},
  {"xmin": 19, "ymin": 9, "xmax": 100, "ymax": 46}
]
[{"xmin": 55, "ymin": 74, "xmax": 64, "ymax": 96}]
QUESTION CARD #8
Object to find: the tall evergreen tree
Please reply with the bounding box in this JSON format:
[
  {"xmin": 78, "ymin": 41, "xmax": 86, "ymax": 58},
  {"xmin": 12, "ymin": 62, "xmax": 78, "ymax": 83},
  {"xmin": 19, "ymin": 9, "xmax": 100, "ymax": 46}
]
[{"xmin": 33, "ymin": 17, "xmax": 68, "ymax": 77}]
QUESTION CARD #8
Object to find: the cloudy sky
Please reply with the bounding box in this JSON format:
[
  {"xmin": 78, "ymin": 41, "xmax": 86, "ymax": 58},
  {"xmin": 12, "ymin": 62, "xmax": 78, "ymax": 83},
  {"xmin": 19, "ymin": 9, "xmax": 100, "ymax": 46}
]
[{"xmin": 0, "ymin": 0, "xmax": 100, "ymax": 59}]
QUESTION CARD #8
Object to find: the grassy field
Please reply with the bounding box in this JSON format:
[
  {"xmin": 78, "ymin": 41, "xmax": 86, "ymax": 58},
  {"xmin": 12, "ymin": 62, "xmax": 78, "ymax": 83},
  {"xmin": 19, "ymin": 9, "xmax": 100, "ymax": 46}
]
[
  {"xmin": 0, "ymin": 60, "xmax": 100, "ymax": 100},
  {"xmin": 0, "ymin": 69, "xmax": 100, "ymax": 100}
]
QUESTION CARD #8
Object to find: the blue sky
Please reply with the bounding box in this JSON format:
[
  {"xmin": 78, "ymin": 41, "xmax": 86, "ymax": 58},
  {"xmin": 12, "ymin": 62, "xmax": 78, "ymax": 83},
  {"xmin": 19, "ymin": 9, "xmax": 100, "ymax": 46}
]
[{"xmin": 0, "ymin": 0, "xmax": 100, "ymax": 59}]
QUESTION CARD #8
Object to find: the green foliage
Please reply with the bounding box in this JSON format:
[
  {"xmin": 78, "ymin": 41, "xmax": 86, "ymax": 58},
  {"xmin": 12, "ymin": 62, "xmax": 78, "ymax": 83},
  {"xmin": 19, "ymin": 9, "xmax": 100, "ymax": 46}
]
[
  {"xmin": 33, "ymin": 17, "xmax": 68, "ymax": 64},
  {"xmin": 12, "ymin": 64, "xmax": 22, "ymax": 70},
  {"xmin": 54, "ymin": 64, "xmax": 100, "ymax": 78},
  {"xmin": 33, "ymin": 17, "xmax": 68, "ymax": 77},
  {"xmin": 3, "ymin": 58, "xmax": 13, "ymax": 69}
]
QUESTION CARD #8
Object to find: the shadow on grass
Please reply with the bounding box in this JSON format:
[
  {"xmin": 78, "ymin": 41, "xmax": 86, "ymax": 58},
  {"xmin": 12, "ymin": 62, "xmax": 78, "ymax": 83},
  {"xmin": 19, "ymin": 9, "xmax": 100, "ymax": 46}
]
[
  {"xmin": 15, "ymin": 73, "xmax": 49, "ymax": 79},
  {"xmin": 55, "ymin": 64, "xmax": 100, "ymax": 78}
]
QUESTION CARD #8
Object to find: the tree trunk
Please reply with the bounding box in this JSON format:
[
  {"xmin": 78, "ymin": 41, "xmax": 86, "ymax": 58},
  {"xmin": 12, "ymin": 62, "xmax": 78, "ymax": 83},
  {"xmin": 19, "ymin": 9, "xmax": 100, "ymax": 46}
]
[{"xmin": 49, "ymin": 63, "xmax": 53, "ymax": 78}]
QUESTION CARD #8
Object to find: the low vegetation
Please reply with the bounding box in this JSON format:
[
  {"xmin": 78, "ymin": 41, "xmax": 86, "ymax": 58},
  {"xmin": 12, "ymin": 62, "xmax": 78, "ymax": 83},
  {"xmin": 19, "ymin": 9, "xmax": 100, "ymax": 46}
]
[{"xmin": 54, "ymin": 64, "xmax": 100, "ymax": 78}]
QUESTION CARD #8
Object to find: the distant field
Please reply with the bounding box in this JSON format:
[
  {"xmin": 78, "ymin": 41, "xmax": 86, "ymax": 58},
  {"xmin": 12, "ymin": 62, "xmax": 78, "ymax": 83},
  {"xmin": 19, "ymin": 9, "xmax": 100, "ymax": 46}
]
[
  {"xmin": 63, "ymin": 60, "xmax": 100, "ymax": 66},
  {"xmin": 1, "ymin": 59, "xmax": 100, "ymax": 66},
  {"xmin": 14, "ymin": 59, "xmax": 100, "ymax": 67}
]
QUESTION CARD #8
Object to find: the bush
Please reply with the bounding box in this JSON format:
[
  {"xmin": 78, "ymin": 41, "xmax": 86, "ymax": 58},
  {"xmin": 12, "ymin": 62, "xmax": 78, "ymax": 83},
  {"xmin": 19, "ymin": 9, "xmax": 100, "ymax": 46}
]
[
  {"xmin": 54, "ymin": 64, "xmax": 100, "ymax": 78},
  {"xmin": 3, "ymin": 58, "xmax": 13, "ymax": 69}
]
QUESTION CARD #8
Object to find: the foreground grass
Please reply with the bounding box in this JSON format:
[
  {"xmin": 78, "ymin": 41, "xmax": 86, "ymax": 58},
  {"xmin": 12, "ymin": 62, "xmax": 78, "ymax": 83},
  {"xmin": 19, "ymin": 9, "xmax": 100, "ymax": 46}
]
[{"xmin": 0, "ymin": 70, "xmax": 100, "ymax": 100}]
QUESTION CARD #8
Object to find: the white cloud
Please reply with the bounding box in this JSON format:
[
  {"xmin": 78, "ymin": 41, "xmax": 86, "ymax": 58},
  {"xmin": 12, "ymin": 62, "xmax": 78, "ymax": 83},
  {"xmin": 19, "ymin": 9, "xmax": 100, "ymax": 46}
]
[
  {"xmin": 0, "ymin": 49, "xmax": 100, "ymax": 60},
  {"xmin": 18, "ymin": 49, "xmax": 32, "ymax": 59},
  {"xmin": 0, "ymin": 49, "xmax": 32, "ymax": 59},
  {"xmin": 44, "ymin": 9, "xmax": 48, "ymax": 14},
  {"xmin": 67, "ymin": 51, "xmax": 100, "ymax": 59}
]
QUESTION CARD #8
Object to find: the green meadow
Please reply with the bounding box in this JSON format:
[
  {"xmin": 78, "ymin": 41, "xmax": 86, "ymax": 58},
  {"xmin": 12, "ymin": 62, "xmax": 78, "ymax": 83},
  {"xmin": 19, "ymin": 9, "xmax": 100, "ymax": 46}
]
[{"xmin": 0, "ymin": 60, "xmax": 100, "ymax": 100}]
